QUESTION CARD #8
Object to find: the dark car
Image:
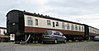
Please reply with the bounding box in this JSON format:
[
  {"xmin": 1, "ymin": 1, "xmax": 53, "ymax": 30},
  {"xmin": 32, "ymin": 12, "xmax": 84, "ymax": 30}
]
[
  {"xmin": 42, "ymin": 30, "xmax": 67, "ymax": 44},
  {"xmin": 94, "ymin": 36, "xmax": 99, "ymax": 41}
]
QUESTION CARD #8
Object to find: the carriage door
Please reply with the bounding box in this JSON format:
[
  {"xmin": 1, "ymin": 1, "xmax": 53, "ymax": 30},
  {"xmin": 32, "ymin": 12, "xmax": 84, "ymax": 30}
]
[{"xmin": 53, "ymin": 22, "xmax": 55, "ymax": 27}]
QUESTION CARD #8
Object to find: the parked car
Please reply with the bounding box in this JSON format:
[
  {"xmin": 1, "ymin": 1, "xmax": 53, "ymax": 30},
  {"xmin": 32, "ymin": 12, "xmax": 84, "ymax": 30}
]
[
  {"xmin": 94, "ymin": 36, "xmax": 99, "ymax": 41},
  {"xmin": 42, "ymin": 30, "xmax": 67, "ymax": 44}
]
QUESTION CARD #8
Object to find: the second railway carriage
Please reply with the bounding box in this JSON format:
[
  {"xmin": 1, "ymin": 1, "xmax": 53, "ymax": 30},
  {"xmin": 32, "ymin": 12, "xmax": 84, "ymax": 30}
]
[
  {"xmin": 83, "ymin": 25, "xmax": 99, "ymax": 40},
  {"xmin": 88, "ymin": 26, "xmax": 99, "ymax": 40},
  {"xmin": 6, "ymin": 10, "xmax": 98, "ymax": 43}
]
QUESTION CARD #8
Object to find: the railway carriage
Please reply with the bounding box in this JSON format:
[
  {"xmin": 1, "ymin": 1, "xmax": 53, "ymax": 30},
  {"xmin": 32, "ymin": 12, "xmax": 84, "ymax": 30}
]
[
  {"xmin": 89, "ymin": 26, "xmax": 99, "ymax": 40},
  {"xmin": 6, "ymin": 10, "xmax": 99, "ymax": 43}
]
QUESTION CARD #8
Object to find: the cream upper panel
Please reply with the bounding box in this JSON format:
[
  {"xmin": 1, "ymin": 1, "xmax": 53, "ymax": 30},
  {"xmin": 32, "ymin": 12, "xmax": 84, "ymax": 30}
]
[
  {"xmin": 24, "ymin": 15, "xmax": 33, "ymax": 27},
  {"xmin": 24, "ymin": 15, "xmax": 84, "ymax": 32},
  {"xmin": 24, "ymin": 15, "xmax": 63, "ymax": 30},
  {"xmin": 69, "ymin": 23, "xmax": 84, "ymax": 32},
  {"xmin": 89, "ymin": 27, "xmax": 98, "ymax": 34}
]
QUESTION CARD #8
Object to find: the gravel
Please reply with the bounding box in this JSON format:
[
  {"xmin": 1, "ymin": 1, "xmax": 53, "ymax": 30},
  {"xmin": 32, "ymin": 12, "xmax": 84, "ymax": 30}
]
[{"xmin": 0, "ymin": 41, "xmax": 99, "ymax": 51}]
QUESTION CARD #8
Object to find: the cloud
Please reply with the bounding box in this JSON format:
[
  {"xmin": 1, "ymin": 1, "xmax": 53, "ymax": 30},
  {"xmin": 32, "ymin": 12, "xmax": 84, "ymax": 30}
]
[
  {"xmin": 70, "ymin": 14, "xmax": 99, "ymax": 28},
  {"xmin": 0, "ymin": 0, "xmax": 99, "ymax": 28}
]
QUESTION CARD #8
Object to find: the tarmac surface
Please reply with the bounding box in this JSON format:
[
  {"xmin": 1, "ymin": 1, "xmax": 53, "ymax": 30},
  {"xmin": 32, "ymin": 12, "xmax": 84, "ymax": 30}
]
[{"xmin": 0, "ymin": 41, "xmax": 99, "ymax": 51}]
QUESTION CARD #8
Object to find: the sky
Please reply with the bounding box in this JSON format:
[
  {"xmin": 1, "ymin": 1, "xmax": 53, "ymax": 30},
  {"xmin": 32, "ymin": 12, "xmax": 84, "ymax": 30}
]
[{"xmin": 0, "ymin": 0, "xmax": 99, "ymax": 28}]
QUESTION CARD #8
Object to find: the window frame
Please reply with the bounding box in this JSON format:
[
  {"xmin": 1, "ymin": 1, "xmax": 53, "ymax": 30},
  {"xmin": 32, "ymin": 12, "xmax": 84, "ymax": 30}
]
[
  {"xmin": 79, "ymin": 26, "xmax": 81, "ymax": 31},
  {"xmin": 71, "ymin": 24, "xmax": 74, "ymax": 31},
  {"xmin": 27, "ymin": 17, "xmax": 33, "ymax": 26},
  {"xmin": 47, "ymin": 20, "xmax": 51, "ymax": 25},
  {"xmin": 62, "ymin": 22, "xmax": 65, "ymax": 29},
  {"xmin": 75, "ymin": 25, "xmax": 78, "ymax": 31},
  {"xmin": 56, "ymin": 22, "xmax": 59, "ymax": 26},
  {"xmin": 35, "ymin": 19, "xmax": 38, "ymax": 25},
  {"xmin": 54, "ymin": 32, "xmax": 60, "ymax": 35},
  {"xmin": 67, "ymin": 23, "xmax": 70, "ymax": 30}
]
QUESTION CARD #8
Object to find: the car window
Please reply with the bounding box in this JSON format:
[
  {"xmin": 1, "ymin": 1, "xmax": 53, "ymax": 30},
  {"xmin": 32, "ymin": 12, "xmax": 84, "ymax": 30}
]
[
  {"xmin": 54, "ymin": 32, "xmax": 60, "ymax": 35},
  {"xmin": 59, "ymin": 32, "xmax": 63, "ymax": 36},
  {"xmin": 95, "ymin": 36, "xmax": 99, "ymax": 38},
  {"xmin": 44, "ymin": 30, "xmax": 52, "ymax": 35},
  {"xmin": 54, "ymin": 32, "xmax": 58, "ymax": 35}
]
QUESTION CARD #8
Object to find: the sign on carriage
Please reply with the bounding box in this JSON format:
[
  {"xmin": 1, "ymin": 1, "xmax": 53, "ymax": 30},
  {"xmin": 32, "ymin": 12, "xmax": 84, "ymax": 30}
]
[{"xmin": 10, "ymin": 34, "xmax": 15, "ymax": 41}]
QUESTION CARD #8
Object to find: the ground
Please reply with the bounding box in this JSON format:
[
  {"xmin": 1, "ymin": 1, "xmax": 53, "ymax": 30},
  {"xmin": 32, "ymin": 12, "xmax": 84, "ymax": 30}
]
[{"xmin": 0, "ymin": 41, "xmax": 99, "ymax": 51}]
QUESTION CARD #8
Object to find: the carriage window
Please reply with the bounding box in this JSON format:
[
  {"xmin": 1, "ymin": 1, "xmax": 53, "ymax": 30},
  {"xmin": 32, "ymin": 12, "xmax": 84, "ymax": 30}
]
[
  {"xmin": 71, "ymin": 24, "xmax": 74, "ymax": 30},
  {"xmin": 53, "ymin": 22, "xmax": 55, "ymax": 27},
  {"xmin": 62, "ymin": 23, "xmax": 65, "ymax": 29},
  {"xmin": 27, "ymin": 17, "xmax": 33, "ymax": 26},
  {"xmin": 79, "ymin": 26, "xmax": 81, "ymax": 31},
  {"xmin": 35, "ymin": 19, "xmax": 38, "ymax": 25},
  {"xmin": 3, "ymin": 30, "xmax": 6, "ymax": 34},
  {"xmin": 83, "ymin": 27, "xmax": 84, "ymax": 32},
  {"xmin": 75, "ymin": 25, "xmax": 78, "ymax": 31},
  {"xmin": 47, "ymin": 20, "xmax": 51, "ymax": 25},
  {"xmin": 56, "ymin": 22, "xmax": 59, "ymax": 26},
  {"xmin": 65, "ymin": 24, "xmax": 67, "ymax": 30},
  {"xmin": 81, "ymin": 26, "xmax": 83, "ymax": 31},
  {"xmin": 67, "ymin": 24, "xmax": 70, "ymax": 30}
]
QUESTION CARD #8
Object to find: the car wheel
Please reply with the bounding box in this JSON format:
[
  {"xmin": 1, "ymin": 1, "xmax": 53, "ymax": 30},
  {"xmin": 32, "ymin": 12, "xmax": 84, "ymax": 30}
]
[
  {"xmin": 54, "ymin": 40, "xmax": 58, "ymax": 44},
  {"xmin": 63, "ymin": 39, "xmax": 67, "ymax": 43}
]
